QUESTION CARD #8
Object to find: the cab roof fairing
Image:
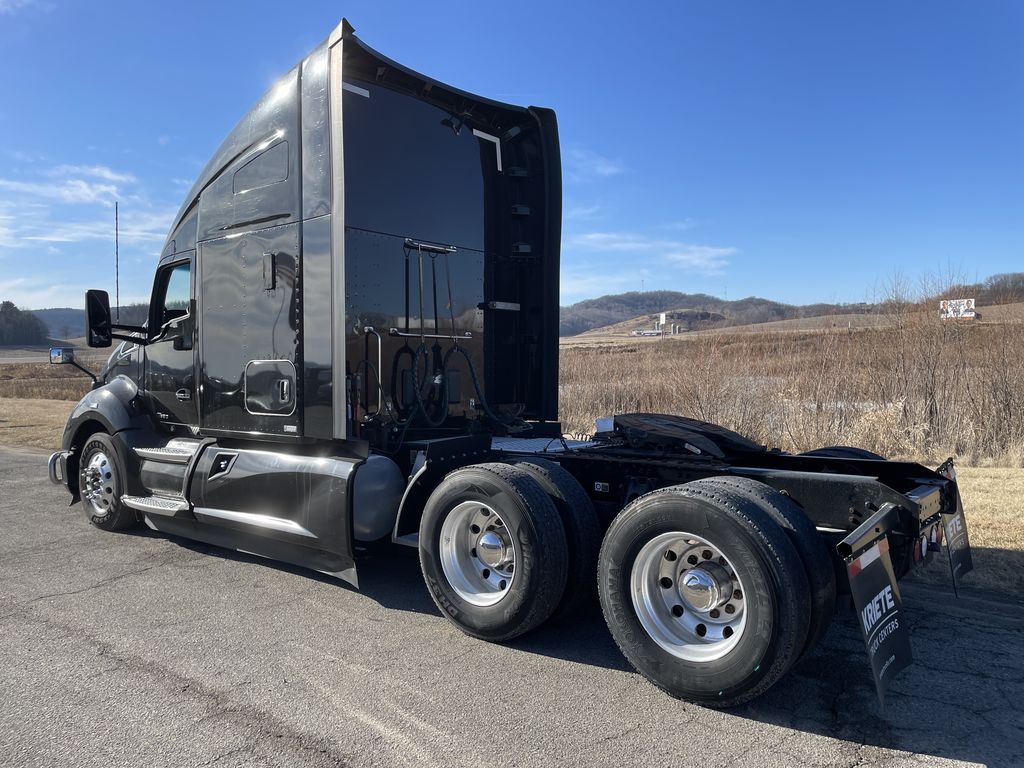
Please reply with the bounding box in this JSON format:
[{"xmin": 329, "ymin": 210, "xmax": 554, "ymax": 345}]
[{"xmin": 160, "ymin": 18, "xmax": 553, "ymax": 258}]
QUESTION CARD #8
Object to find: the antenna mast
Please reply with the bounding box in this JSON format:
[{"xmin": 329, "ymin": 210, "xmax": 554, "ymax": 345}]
[{"xmin": 115, "ymin": 201, "xmax": 120, "ymax": 320}]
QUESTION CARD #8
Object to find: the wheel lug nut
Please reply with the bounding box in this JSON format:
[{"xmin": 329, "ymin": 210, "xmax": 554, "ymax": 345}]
[
  {"xmin": 733, "ymin": 589, "xmax": 742, "ymax": 600},
  {"xmin": 659, "ymin": 577, "xmax": 673, "ymax": 589},
  {"xmin": 725, "ymin": 604, "xmax": 735, "ymax": 614},
  {"xmin": 701, "ymin": 550, "xmax": 712, "ymax": 560},
  {"xmin": 710, "ymin": 609, "xmax": 720, "ymax": 619},
  {"xmin": 671, "ymin": 605, "xmax": 684, "ymax": 618},
  {"xmin": 470, "ymin": 524, "xmax": 480, "ymax": 534},
  {"xmin": 664, "ymin": 550, "xmax": 677, "ymax": 562},
  {"xmin": 695, "ymin": 623, "xmax": 707, "ymax": 637},
  {"xmin": 687, "ymin": 555, "xmax": 698, "ymax": 565}
]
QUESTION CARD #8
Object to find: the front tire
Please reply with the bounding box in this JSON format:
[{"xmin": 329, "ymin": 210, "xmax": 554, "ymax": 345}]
[
  {"xmin": 419, "ymin": 463, "xmax": 569, "ymax": 641},
  {"xmin": 77, "ymin": 433, "xmax": 136, "ymax": 531},
  {"xmin": 598, "ymin": 480, "xmax": 811, "ymax": 707}
]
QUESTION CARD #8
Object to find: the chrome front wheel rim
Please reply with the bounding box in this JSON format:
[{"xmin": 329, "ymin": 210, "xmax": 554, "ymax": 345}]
[
  {"xmin": 439, "ymin": 501, "xmax": 516, "ymax": 607},
  {"xmin": 81, "ymin": 450, "xmax": 117, "ymax": 518},
  {"xmin": 630, "ymin": 532, "xmax": 747, "ymax": 662}
]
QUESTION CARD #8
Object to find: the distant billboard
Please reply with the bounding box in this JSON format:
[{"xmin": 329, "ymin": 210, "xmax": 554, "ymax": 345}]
[{"xmin": 939, "ymin": 299, "xmax": 976, "ymax": 320}]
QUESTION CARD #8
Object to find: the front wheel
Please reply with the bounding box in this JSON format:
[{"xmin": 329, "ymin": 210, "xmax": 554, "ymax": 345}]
[
  {"xmin": 419, "ymin": 463, "xmax": 568, "ymax": 642},
  {"xmin": 598, "ymin": 480, "xmax": 811, "ymax": 707},
  {"xmin": 77, "ymin": 433, "xmax": 136, "ymax": 531}
]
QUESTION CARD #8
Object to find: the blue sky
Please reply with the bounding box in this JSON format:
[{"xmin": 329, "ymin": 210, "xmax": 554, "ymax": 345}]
[{"xmin": 0, "ymin": 1, "xmax": 1021, "ymax": 309}]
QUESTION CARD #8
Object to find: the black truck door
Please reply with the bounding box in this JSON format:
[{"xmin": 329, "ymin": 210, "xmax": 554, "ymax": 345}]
[
  {"xmin": 145, "ymin": 257, "xmax": 198, "ymax": 428},
  {"xmin": 197, "ymin": 223, "xmax": 301, "ymax": 438}
]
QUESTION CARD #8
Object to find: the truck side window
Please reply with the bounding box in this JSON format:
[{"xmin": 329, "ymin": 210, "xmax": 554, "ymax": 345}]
[{"xmin": 158, "ymin": 263, "xmax": 191, "ymax": 326}]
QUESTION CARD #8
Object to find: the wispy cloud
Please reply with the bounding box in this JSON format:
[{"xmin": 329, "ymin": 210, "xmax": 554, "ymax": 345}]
[
  {"xmin": 567, "ymin": 231, "xmax": 735, "ymax": 276},
  {"xmin": 662, "ymin": 218, "xmax": 697, "ymax": 231},
  {"xmin": 564, "ymin": 147, "xmax": 626, "ymax": 183},
  {"xmin": 565, "ymin": 202, "xmax": 603, "ymax": 221},
  {"xmin": 20, "ymin": 208, "xmax": 174, "ymax": 246},
  {"xmin": 560, "ymin": 268, "xmax": 650, "ymax": 303},
  {"xmin": 0, "ymin": 162, "xmax": 173, "ymax": 253},
  {"xmin": 0, "ymin": 178, "xmax": 120, "ymax": 205},
  {"xmin": 0, "ymin": 160, "xmax": 175, "ymax": 307},
  {"xmin": 48, "ymin": 164, "xmax": 136, "ymax": 184},
  {"xmin": 0, "ymin": 0, "xmax": 35, "ymax": 14},
  {"xmin": 0, "ymin": 277, "xmax": 73, "ymax": 307}
]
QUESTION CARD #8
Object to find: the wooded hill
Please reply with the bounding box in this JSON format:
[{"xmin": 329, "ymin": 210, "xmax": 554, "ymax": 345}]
[{"xmin": 559, "ymin": 272, "xmax": 1024, "ymax": 336}]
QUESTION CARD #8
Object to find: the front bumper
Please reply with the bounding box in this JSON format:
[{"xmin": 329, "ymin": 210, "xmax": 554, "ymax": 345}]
[{"xmin": 48, "ymin": 450, "xmax": 70, "ymax": 487}]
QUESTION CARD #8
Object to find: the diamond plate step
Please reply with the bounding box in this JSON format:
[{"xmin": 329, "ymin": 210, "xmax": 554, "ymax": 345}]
[{"xmin": 122, "ymin": 495, "xmax": 189, "ymax": 515}]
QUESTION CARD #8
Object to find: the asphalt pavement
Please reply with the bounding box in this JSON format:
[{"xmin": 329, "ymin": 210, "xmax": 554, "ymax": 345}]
[{"xmin": 1, "ymin": 446, "xmax": 1021, "ymax": 768}]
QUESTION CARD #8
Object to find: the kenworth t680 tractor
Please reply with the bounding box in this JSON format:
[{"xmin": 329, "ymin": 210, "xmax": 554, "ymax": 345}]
[{"xmin": 48, "ymin": 19, "xmax": 972, "ymax": 707}]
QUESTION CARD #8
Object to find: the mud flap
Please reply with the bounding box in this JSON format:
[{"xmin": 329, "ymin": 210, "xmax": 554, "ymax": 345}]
[
  {"xmin": 937, "ymin": 459, "xmax": 974, "ymax": 595},
  {"xmin": 846, "ymin": 537, "xmax": 914, "ymax": 706}
]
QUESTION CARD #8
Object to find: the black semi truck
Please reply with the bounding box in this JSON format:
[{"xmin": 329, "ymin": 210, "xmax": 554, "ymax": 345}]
[{"xmin": 48, "ymin": 19, "xmax": 971, "ymax": 707}]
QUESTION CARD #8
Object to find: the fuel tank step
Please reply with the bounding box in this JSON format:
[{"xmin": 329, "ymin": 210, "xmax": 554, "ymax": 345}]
[{"xmin": 122, "ymin": 495, "xmax": 190, "ymax": 515}]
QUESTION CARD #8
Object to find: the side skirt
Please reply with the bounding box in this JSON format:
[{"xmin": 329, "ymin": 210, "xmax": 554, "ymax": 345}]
[{"xmin": 144, "ymin": 513, "xmax": 358, "ymax": 588}]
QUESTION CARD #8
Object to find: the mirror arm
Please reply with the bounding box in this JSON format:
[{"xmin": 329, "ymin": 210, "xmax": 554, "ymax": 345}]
[
  {"xmin": 111, "ymin": 329, "xmax": 149, "ymax": 345},
  {"xmin": 69, "ymin": 360, "xmax": 99, "ymax": 385}
]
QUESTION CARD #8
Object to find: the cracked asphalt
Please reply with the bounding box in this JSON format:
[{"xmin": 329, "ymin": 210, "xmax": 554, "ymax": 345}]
[{"xmin": 1, "ymin": 446, "xmax": 1022, "ymax": 768}]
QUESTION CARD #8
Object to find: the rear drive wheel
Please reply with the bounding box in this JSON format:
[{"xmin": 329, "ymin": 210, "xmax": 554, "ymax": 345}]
[
  {"xmin": 78, "ymin": 434, "xmax": 137, "ymax": 531},
  {"xmin": 598, "ymin": 480, "xmax": 811, "ymax": 707},
  {"xmin": 701, "ymin": 476, "xmax": 836, "ymax": 659},
  {"xmin": 419, "ymin": 463, "xmax": 569, "ymax": 641},
  {"xmin": 513, "ymin": 458, "xmax": 602, "ymax": 619}
]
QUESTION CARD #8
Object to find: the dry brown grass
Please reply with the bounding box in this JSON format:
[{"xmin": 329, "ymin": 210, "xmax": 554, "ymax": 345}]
[
  {"xmin": 0, "ymin": 361, "xmax": 94, "ymax": 401},
  {"xmin": 560, "ymin": 317, "xmax": 1024, "ymax": 467},
  {"xmin": 0, "ymin": 398, "xmax": 74, "ymax": 451}
]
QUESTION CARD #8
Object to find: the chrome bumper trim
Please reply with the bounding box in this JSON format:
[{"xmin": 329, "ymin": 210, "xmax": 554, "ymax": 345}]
[{"xmin": 48, "ymin": 451, "xmax": 69, "ymax": 486}]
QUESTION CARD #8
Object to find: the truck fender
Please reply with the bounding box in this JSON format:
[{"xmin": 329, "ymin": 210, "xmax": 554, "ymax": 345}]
[{"xmin": 60, "ymin": 375, "xmax": 154, "ymax": 498}]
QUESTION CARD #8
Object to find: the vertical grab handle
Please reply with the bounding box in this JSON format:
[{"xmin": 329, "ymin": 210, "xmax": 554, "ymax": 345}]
[
  {"xmin": 277, "ymin": 378, "xmax": 290, "ymax": 404},
  {"xmin": 363, "ymin": 326, "xmax": 383, "ymax": 416}
]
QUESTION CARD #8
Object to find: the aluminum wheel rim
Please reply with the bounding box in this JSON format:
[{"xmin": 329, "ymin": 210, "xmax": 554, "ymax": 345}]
[
  {"xmin": 81, "ymin": 449, "xmax": 117, "ymax": 518},
  {"xmin": 630, "ymin": 531, "xmax": 747, "ymax": 662},
  {"xmin": 439, "ymin": 501, "xmax": 516, "ymax": 607}
]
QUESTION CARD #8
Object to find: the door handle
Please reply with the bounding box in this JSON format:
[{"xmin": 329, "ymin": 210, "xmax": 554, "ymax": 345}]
[
  {"xmin": 175, "ymin": 388, "xmax": 192, "ymax": 401},
  {"xmin": 277, "ymin": 378, "xmax": 291, "ymax": 404}
]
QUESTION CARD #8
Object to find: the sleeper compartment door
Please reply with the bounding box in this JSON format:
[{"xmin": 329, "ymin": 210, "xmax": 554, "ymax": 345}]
[{"xmin": 199, "ymin": 222, "xmax": 301, "ymax": 437}]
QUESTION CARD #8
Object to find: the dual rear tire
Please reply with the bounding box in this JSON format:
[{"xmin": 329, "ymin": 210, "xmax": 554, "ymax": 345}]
[
  {"xmin": 418, "ymin": 460, "xmax": 601, "ymax": 641},
  {"xmin": 597, "ymin": 477, "xmax": 834, "ymax": 708}
]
